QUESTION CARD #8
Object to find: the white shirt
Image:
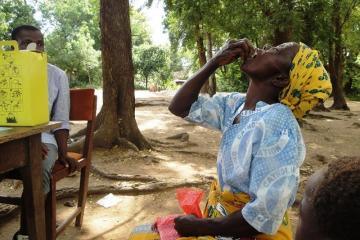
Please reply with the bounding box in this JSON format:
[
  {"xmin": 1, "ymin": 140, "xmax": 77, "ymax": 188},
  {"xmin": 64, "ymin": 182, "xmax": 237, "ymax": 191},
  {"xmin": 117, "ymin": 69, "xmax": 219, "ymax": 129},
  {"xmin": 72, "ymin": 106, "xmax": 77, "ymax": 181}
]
[{"xmin": 41, "ymin": 64, "xmax": 70, "ymax": 147}]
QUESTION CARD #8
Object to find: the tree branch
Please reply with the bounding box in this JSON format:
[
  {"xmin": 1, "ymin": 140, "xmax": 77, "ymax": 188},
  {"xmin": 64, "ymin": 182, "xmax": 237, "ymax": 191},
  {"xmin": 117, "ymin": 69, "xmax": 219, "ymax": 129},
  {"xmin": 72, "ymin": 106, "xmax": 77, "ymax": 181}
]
[{"xmin": 340, "ymin": 0, "xmax": 359, "ymax": 29}]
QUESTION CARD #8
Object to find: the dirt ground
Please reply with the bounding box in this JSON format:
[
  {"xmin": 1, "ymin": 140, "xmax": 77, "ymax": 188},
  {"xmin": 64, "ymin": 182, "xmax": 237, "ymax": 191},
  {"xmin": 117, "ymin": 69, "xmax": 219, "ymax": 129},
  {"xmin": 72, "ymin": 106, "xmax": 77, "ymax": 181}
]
[{"xmin": 1, "ymin": 90, "xmax": 360, "ymax": 240}]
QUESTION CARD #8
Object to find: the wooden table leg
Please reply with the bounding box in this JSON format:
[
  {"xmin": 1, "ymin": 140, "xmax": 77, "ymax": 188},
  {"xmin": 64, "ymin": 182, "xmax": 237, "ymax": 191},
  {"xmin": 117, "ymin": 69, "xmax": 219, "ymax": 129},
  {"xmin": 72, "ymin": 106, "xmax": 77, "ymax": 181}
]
[{"xmin": 20, "ymin": 134, "xmax": 46, "ymax": 240}]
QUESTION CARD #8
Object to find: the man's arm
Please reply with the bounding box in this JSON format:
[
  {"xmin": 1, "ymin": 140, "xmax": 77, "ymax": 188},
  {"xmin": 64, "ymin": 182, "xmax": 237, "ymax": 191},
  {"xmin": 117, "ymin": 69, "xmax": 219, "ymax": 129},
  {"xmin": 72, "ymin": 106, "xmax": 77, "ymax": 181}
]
[
  {"xmin": 174, "ymin": 210, "xmax": 260, "ymax": 238},
  {"xmin": 168, "ymin": 39, "xmax": 253, "ymax": 118},
  {"xmin": 51, "ymin": 67, "xmax": 78, "ymax": 172},
  {"xmin": 168, "ymin": 59, "xmax": 218, "ymax": 118},
  {"xmin": 54, "ymin": 129, "xmax": 78, "ymax": 172}
]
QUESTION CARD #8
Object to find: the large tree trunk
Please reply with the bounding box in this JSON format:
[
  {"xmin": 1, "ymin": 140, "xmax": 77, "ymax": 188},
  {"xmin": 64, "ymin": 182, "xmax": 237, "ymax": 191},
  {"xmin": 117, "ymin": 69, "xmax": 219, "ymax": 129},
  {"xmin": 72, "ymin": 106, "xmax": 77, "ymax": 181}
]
[
  {"xmin": 195, "ymin": 24, "xmax": 209, "ymax": 94},
  {"xmin": 206, "ymin": 32, "xmax": 216, "ymax": 96},
  {"xmin": 329, "ymin": 0, "xmax": 350, "ymax": 110},
  {"xmin": 96, "ymin": 0, "xmax": 151, "ymax": 149}
]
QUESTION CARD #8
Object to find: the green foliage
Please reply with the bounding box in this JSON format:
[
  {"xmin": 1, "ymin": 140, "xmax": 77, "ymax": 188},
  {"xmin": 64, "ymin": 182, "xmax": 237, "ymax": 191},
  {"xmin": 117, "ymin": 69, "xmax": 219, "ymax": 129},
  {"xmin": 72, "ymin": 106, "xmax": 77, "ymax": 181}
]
[
  {"xmin": 0, "ymin": 0, "xmax": 38, "ymax": 40},
  {"xmin": 37, "ymin": 0, "xmax": 153, "ymax": 88},
  {"xmin": 40, "ymin": 0, "xmax": 98, "ymax": 43},
  {"xmin": 343, "ymin": 4, "xmax": 360, "ymax": 97},
  {"xmin": 345, "ymin": 52, "xmax": 360, "ymax": 99},
  {"xmin": 130, "ymin": 8, "xmax": 152, "ymax": 46},
  {"xmin": 216, "ymin": 62, "xmax": 249, "ymax": 93},
  {"xmin": 46, "ymin": 25, "xmax": 102, "ymax": 87},
  {"xmin": 163, "ymin": 0, "xmax": 360, "ymax": 98},
  {"xmin": 39, "ymin": 0, "xmax": 101, "ymax": 87},
  {"xmin": 133, "ymin": 45, "xmax": 170, "ymax": 89}
]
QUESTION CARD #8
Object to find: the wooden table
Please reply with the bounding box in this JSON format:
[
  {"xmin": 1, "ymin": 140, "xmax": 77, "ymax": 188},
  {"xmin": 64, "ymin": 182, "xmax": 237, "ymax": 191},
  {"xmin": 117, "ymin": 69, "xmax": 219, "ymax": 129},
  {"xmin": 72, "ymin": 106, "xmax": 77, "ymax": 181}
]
[{"xmin": 0, "ymin": 122, "xmax": 61, "ymax": 240}]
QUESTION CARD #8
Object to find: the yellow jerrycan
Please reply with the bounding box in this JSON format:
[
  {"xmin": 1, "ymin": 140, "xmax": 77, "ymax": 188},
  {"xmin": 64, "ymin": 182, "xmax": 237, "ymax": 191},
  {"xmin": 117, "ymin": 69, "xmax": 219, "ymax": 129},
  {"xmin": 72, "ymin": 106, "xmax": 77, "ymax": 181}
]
[{"xmin": 0, "ymin": 40, "xmax": 49, "ymax": 126}]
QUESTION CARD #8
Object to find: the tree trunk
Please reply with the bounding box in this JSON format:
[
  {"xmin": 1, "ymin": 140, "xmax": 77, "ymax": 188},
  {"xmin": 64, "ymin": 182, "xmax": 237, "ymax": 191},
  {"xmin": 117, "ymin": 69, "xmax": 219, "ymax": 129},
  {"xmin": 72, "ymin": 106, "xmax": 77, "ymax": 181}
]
[
  {"xmin": 195, "ymin": 24, "xmax": 209, "ymax": 94},
  {"xmin": 273, "ymin": 0, "xmax": 294, "ymax": 45},
  {"xmin": 97, "ymin": 0, "xmax": 151, "ymax": 149},
  {"xmin": 301, "ymin": 5, "xmax": 315, "ymax": 46},
  {"xmin": 329, "ymin": 0, "xmax": 350, "ymax": 110},
  {"xmin": 344, "ymin": 77, "xmax": 353, "ymax": 94},
  {"xmin": 206, "ymin": 32, "xmax": 216, "ymax": 96},
  {"xmin": 273, "ymin": 27, "xmax": 292, "ymax": 45}
]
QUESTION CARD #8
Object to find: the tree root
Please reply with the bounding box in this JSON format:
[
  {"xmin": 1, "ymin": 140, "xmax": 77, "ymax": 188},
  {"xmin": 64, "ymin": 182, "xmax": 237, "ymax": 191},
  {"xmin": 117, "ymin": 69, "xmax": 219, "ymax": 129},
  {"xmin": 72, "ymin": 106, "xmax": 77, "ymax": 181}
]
[
  {"xmin": 175, "ymin": 123, "xmax": 197, "ymax": 128},
  {"xmin": 70, "ymin": 131, "xmax": 139, "ymax": 153},
  {"xmin": 311, "ymin": 102, "xmax": 330, "ymax": 112},
  {"xmin": 329, "ymin": 104, "xmax": 350, "ymax": 111},
  {"xmin": 56, "ymin": 178, "xmax": 212, "ymax": 199},
  {"xmin": 116, "ymin": 137, "xmax": 139, "ymax": 152},
  {"xmin": 148, "ymin": 138, "xmax": 172, "ymax": 146},
  {"xmin": 306, "ymin": 113, "xmax": 341, "ymax": 120},
  {"xmin": 70, "ymin": 130, "xmax": 139, "ymax": 153},
  {"xmin": 148, "ymin": 138, "xmax": 199, "ymax": 149},
  {"xmin": 68, "ymin": 135, "xmax": 86, "ymax": 153},
  {"xmin": 302, "ymin": 120, "xmax": 318, "ymax": 132},
  {"xmin": 0, "ymin": 204, "xmax": 18, "ymax": 219},
  {"xmin": 91, "ymin": 165, "xmax": 157, "ymax": 182},
  {"xmin": 166, "ymin": 133, "xmax": 189, "ymax": 142},
  {"xmin": 0, "ymin": 178, "xmax": 212, "ymax": 219},
  {"xmin": 135, "ymin": 99, "xmax": 170, "ymax": 107},
  {"xmin": 162, "ymin": 150, "xmax": 217, "ymax": 160}
]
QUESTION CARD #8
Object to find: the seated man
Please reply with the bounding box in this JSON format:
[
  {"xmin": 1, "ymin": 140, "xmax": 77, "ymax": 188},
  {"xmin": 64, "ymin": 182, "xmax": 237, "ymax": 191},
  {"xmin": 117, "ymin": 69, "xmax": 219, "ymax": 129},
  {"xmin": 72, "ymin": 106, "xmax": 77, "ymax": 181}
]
[
  {"xmin": 10, "ymin": 25, "xmax": 78, "ymax": 240},
  {"xmin": 130, "ymin": 39, "xmax": 332, "ymax": 240},
  {"xmin": 295, "ymin": 156, "xmax": 360, "ymax": 240}
]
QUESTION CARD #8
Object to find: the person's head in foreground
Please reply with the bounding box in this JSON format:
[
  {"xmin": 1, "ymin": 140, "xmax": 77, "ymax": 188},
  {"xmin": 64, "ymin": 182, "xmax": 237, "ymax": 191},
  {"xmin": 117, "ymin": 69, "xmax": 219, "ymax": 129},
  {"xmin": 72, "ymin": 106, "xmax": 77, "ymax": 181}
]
[
  {"xmin": 295, "ymin": 156, "xmax": 360, "ymax": 240},
  {"xmin": 236, "ymin": 39, "xmax": 332, "ymax": 119},
  {"xmin": 11, "ymin": 25, "xmax": 44, "ymax": 52}
]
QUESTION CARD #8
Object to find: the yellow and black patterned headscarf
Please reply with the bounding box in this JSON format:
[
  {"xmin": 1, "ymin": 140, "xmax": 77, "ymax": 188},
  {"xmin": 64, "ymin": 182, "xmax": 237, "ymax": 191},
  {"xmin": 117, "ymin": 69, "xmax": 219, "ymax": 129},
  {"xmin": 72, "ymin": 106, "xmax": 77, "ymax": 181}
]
[{"xmin": 280, "ymin": 43, "xmax": 332, "ymax": 119}]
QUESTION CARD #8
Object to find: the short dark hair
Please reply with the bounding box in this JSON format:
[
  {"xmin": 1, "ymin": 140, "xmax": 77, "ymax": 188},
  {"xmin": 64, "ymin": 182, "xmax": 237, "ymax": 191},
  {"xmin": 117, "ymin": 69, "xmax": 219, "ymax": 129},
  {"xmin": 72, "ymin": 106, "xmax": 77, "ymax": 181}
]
[
  {"xmin": 313, "ymin": 156, "xmax": 360, "ymax": 240},
  {"xmin": 11, "ymin": 25, "xmax": 41, "ymax": 40}
]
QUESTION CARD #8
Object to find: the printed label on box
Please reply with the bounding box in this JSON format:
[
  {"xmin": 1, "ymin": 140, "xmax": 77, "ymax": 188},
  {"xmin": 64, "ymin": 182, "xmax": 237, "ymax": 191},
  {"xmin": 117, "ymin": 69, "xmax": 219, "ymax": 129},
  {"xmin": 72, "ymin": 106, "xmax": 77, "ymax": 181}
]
[{"xmin": 0, "ymin": 52, "xmax": 23, "ymax": 123}]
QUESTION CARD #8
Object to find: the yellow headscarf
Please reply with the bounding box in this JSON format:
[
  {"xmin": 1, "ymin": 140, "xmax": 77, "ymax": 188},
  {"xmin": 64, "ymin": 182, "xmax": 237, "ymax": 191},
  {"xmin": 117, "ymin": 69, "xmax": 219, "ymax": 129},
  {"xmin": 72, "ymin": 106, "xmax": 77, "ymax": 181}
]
[{"xmin": 280, "ymin": 43, "xmax": 332, "ymax": 119}]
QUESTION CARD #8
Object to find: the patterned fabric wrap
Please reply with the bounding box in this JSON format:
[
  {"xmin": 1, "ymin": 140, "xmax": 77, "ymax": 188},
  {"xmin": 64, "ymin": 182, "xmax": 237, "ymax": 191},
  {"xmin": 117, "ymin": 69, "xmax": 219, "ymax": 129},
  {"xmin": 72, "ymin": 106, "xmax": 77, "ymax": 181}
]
[
  {"xmin": 280, "ymin": 43, "xmax": 332, "ymax": 119},
  {"xmin": 129, "ymin": 224, "xmax": 160, "ymax": 240},
  {"xmin": 203, "ymin": 180, "xmax": 292, "ymax": 240}
]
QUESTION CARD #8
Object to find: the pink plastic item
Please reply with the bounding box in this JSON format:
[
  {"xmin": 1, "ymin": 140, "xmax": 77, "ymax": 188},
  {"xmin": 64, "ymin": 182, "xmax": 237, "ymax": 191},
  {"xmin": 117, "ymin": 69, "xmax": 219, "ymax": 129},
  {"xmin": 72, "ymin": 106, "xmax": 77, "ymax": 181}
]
[
  {"xmin": 155, "ymin": 214, "xmax": 181, "ymax": 240},
  {"xmin": 176, "ymin": 188, "xmax": 204, "ymax": 218}
]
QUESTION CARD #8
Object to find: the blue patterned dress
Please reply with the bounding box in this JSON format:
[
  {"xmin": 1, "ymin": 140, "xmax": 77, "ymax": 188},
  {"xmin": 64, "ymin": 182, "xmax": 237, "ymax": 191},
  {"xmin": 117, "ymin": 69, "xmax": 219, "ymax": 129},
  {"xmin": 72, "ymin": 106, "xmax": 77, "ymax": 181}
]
[{"xmin": 185, "ymin": 93, "xmax": 305, "ymax": 235}]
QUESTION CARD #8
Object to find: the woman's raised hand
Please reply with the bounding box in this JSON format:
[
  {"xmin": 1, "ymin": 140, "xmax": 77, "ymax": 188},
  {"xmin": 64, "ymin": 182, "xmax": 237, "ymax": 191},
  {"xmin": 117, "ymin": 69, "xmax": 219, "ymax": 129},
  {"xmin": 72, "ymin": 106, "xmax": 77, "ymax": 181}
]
[{"xmin": 213, "ymin": 38, "xmax": 254, "ymax": 67}]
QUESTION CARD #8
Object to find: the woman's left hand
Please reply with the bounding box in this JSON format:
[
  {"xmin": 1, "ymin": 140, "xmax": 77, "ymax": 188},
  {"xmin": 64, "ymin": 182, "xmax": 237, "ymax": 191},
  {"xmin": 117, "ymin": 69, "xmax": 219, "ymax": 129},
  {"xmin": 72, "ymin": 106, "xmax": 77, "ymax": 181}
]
[{"xmin": 174, "ymin": 214, "xmax": 209, "ymax": 237}]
